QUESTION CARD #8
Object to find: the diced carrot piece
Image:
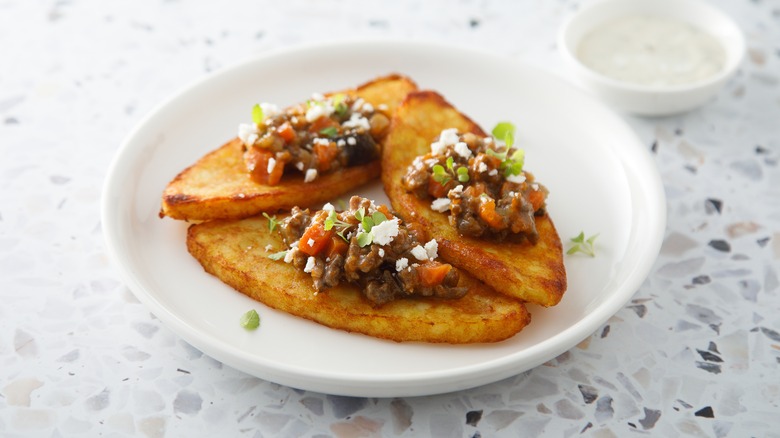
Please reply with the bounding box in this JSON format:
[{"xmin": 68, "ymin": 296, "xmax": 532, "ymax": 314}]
[
  {"xmin": 298, "ymin": 222, "xmax": 333, "ymax": 256},
  {"xmin": 478, "ymin": 199, "xmax": 504, "ymax": 229},
  {"xmin": 377, "ymin": 204, "xmax": 394, "ymax": 220},
  {"xmin": 428, "ymin": 177, "xmax": 449, "ymax": 198},
  {"xmin": 309, "ymin": 116, "xmax": 338, "ymax": 133},
  {"xmin": 276, "ymin": 122, "xmax": 296, "ymax": 143},
  {"xmin": 418, "ymin": 261, "xmax": 452, "ymax": 287},
  {"xmin": 314, "ymin": 142, "xmax": 339, "ymax": 172},
  {"xmin": 326, "ymin": 235, "xmax": 349, "ymax": 258},
  {"xmin": 529, "ymin": 189, "xmax": 545, "ymax": 211},
  {"xmin": 267, "ymin": 158, "xmax": 284, "ymax": 185},
  {"xmin": 244, "ymin": 148, "xmax": 273, "ymax": 183}
]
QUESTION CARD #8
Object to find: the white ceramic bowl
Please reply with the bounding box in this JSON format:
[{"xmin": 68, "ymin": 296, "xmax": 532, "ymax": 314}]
[{"xmin": 558, "ymin": 0, "xmax": 745, "ymax": 116}]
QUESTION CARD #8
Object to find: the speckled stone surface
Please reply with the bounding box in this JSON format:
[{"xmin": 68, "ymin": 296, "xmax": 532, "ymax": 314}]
[{"xmin": 2, "ymin": 0, "xmax": 779, "ymax": 436}]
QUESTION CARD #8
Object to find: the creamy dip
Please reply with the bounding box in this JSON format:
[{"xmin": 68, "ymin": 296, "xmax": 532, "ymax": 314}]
[{"xmin": 577, "ymin": 16, "xmax": 726, "ymax": 87}]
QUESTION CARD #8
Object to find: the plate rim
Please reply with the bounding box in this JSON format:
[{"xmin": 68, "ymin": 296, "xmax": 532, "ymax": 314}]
[{"xmin": 102, "ymin": 39, "xmax": 666, "ymax": 396}]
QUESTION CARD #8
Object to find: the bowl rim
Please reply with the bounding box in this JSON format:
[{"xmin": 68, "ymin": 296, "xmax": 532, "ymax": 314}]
[{"xmin": 558, "ymin": 0, "xmax": 746, "ymax": 94}]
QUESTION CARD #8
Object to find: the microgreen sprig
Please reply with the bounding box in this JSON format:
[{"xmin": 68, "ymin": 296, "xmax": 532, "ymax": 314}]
[
  {"xmin": 268, "ymin": 250, "xmax": 288, "ymax": 261},
  {"xmin": 488, "ymin": 122, "xmax": 525, "ymax": 177},
  {"xmin": 567, "ymin": 231, "xmax": 599, "ymax": 257},
  {"xmin": 354, "ymin": 207, "xmax": 388, "ymax": 247},
  {"xmin": 324, "ymin": 210, "xmax": 353, "ymax": 241},
  {"xmin": 332, "ymin": 93, "xmax": 348, "ymax": 117},
  {"xmin": 432, "ymin": 156, "xmax": 470, "ymax": 185},
  {"xmin": 319, "ymin": 126, "xmax": 339, "ymax": 138},
  {"xmin": 252, "ymin": 104, "xmax": 264, "ymax": 124},
  {"xmin": 262, "ymin": 212, "xmax": 279, "ymax": 232}
]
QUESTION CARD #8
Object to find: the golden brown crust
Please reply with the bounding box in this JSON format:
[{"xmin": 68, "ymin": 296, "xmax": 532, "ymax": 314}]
[
  {"xmin": 381, "ymin": 91, "xmax": 567, "ymax": 307},
  {"xmin": 160, "ymin": 74, "xmax": 418, "ymax": 221},
  {"xmin": 186, "ymin": 216, "xmax": 530, "ymax": 343}
]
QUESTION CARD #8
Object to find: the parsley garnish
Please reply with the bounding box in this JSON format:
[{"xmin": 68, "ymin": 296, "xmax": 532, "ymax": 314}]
[
  {"xmin": 252, "ymin": 104, "xmax": 264, "ymax": 125},
  {"xmin": 240, "ymin": 309, "xmax": 260, "ymax": 330},
  {"xmin": 567, "ymin": 232, "xmax": 599, "ymax": 257},
  {"xmin": 262, "ymin": 212, "xmax": 279, "ymax": 232},
  {"xmin": 319, "ymin": 126, "xmax": 338, "ymax": 138}
]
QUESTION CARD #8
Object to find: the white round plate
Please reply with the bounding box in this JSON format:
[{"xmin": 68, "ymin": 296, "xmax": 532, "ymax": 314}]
[{"xmin": 102, "ymin": 40, "xmax": 666, "ymax": 397}]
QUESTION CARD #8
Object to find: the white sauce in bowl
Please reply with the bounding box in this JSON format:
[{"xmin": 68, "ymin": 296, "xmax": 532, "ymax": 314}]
[{"xmin": 576, "ymin": 16, "xmax": 726, "ymax": 87}]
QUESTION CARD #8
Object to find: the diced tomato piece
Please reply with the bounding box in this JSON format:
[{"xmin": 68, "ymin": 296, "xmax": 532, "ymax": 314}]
[
  {"xmin": 276, "ymin": 122, "xmax": 296, "ymax": 143},
  {"xmin": 418, "ymin": 261, "xmax": 452, "ymax": 287},
  {"xmin": 298, "ymin": 222, "xmax": 333, "ymax": 256}
]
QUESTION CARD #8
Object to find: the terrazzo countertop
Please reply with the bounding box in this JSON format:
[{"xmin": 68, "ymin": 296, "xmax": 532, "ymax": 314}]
[{"xmin": 2, "ymin": 0, "xmax": 779, "ymax": 436}]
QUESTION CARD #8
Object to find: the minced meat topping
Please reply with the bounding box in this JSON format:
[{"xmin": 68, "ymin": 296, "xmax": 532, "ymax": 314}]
[
  {"xmin": 402, "ymin": 124, "xmax": 549, "ymax": 243},
  {"xmin": 238, "ymin": 94, "xmax": 390, "ymax": 185},
  {"xmin": 269, "ymin": 196, "xmax": 466, "ymax": 306}
]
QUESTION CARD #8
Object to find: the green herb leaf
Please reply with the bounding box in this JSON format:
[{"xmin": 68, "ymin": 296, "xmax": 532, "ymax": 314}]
[
  {"xmin": 432, "ymin": 164, "xmax": 451, "ymax": 184},
  {"xmin": 262, "ymin": 212, "xmax": 279, "ymax": 232},
  {"xmin": 457, "ymin": 166, "xmax": 470, "ymax": 182},
  {"xmin": 567, "ymin": 231, "xmax": 599, "ymax": 257},
  {"xmin": 356, "ymin": 232, "xmax": 373, "ymax": 247},
  {"xmin": 268, "ymin": 250, "xmax": 288, "ymax": 261},
  {"xmin": 361, "ymin": 216, "xmax": 375, "ymax": 233},
  {"xmin": 333, "ymin": 93, "xmax": 348, "ymax": 117},
  {"xmin": 486, "ymin": 148, "xmax": 507, "ymax": 161},
  {"xmin": 492, "ymin": 122, "xmax": 516, "ymax": 148},
  {"xmin": 446, "ymin": 156, "xmax": 454, "ymax": 171},
  {"xmin": 252, "ymin": 104, "xmax": 264, "ymax": 125},
  {"xmin": 240, "ymin": 309, "xmax": 260, "ymax": 330},
  {"xmin": 354, "ymin": 207, "xmax": 365, "ymax": 222},
  {"xmin": 371, "ymin": 211, "xmax": 387, "ymax": 226},
  {"xmin": 324, "ymin": 210, "xmax": 337, "ymax": 231},
  {"xmin": 319, "ymin": 126, "xmax": 338, "ymax": 138}
]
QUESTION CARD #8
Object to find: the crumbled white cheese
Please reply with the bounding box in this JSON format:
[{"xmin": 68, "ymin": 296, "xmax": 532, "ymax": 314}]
[
  {"xmin": 489, "ymin": 169, "xmax": 498, "ymax": 176},
  {"xmin": 238, "ymin": 123, "xmax": 259, "ymax": 146},
  {"xmin": 362, "ymin": 103, "xmax": 374, "ymax": 113},
  {"xmin": 296, "ymin": 162, "xmax": 305, "ymax": 171},
  {"xmin": 378, "ymin": 248, "xmax": 385, "ymax": 257},
  {"xmin": 410, "ymin": 245, "xmax": 429, "ymax": 261},
  {"xmin": 477, "ymin": 162, "xmax": 488, "ymax": 173},
  {"xmin": 351, "ymin": 98, "xmax": 365, "ymax": 111},
  {"xmin": 430, "ymin": 141, "xmax": 446, "ymax": 155},
  {"xmin": 371, "ymin": 218, "xmax": 400, "ymax": 246},
  {"xmin": 289, "ymin": 240, "xmax": 300, "ymax": 248},
  {"xmin": 337, "ymin": 139, "xmax": 346, "ymax": 147},
  {"xmin": 260, "ymin": 102, "xmax": 280, "ymax": 118},
  {"xmin": 532, "ymin": 183, "xmax": 539, "ymax": 190},
  {"xmin": 439, "ymin": 128, "xmax": 459, "ymax": 146},
  {"xmin": 303, "ymin": 256, "xmax": 316, "ymax": 273},
  {"xmin": 307, "ymin": 238, "xmax": 315, "ymax": 247},
  {"xmin": 483, "ymin": 137, "xmax": 493, "ymax": 144},
  {"xmin": 347, "ymin": 137, "xmax": 357, "ymax": 146},
  {"xmin": 313, "ymin": 138, "xmax": 330, "ymax": 146},
  {"xmin": 454, "ymin": 142, "xmax": 472, "ymax": 159},
  {"xmin": 264, "ymin": 244, "xmax": 273, "ymax": 251},
  {"xmin": 431, "ymin": 198, "xmax": 451, "ymax": 212},
  {"xmin": 506, "ymin": 173, "xmax": 526, "ymax": 184},
  {"xmin": 310, "ymin": 92, "xmax": 325, "ymax": 101},
  {"xmin": 451, "ymin": 184, "xmax": 464, "ymax": 193},
  {"xmin": 342, "ymin": 113, "xmax": 370, "ymax": 131},
  {"xmin": 424, "ymin": 239, "xmax": 438, "ymax": 259},
  {"xmin": 284, "ymin": 249, "xmax": 296, "ymax": 263},
  {"xmin": 323, "ymin": 202, "xmax": 335, "ymax": 212},
  {"xmin": 291, "ymin": 116, "xmax": 299, "ymax": 124},
  {"xmin": 305, "ymin": 101, "xmax": 334, "ymax": 122},
  {"xmin": 377, "ymin": 104, "xmax": 388, "ymax": 111},
  {"xmin": 304, "ymin": 168, "xmax": 318, "ymax": 183},
  {"xmin": 396, "ymin": 257, "xmax": 409, "ymax": 271},
  {"xmin": 424, "ymin": 158, "xmax": 439, "ymax": 167},
  {"xmin": 267, "ymin": 157, "xmax": 277, "ymax": 174}
]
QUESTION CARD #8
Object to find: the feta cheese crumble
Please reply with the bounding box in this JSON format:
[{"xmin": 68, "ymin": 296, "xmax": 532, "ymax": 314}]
[
  {"xmin": 347, "ymin": 136, "xmax": 357, "ymax": 146},
  {"xmin": 322, "ymin": 202, "xmax": 335, "ymax": 212},
  {"xmin": 305, "ymin": 101, "xmax": 334, "ymax": 122},
  {"xmin": 410, "ymin": 245, "xmax": 429, "ymax": 261},
  {"xmin": 307, "ymin": 238, "xmax": 315, "ymax": 247},
  {"xmin": 303, "ymin": 256, "xmax": 316, "ymax": 273},
  {"xmin": 342, "ymin": 113, "xmax": 370, "ymax": 131},
  {"xmin": 395, "ymin": 257, "xmax": 409, "ymax": 271},
  {"xmin": 304, "ymin": 168, "xmax": 318, "ymax": 183},
  {"xmin": 378, "ymin": 248, "xmax": 385, "ymax": 257},
  {"xmin": 238, "ymin": 123, "xmax": 259, "ymax": 146},
  {"xmin": 477, "ymin": 162, "xmax": 488, "ymax": 173},
  {"xmin": 489, "ymin": 169, "xmax": 498, "ymax": 176},
  {"xmin": 267, "ymin": 157, "xmax": 277, "ymax": 174},
  {"xmin": 431, "ymin": 197, "xmax": 451, "ymax": 212},
  {"xmin": 424, "ymin": 239, "xmax": 438, "ymax": 259},
  {"xmin": 506, "ymin": 173, "xmax": 526, "ymax": 184},
  {"xmin": 371, "ymin": 218, "xmax": 400, "ymax": 246},
  {"xmin": 454, "ymin": 141, "xmax": 472, "ymax": 159},
  {"xmin": 438, "ymin": 128, "xmax": 459, "ymax": 146}
]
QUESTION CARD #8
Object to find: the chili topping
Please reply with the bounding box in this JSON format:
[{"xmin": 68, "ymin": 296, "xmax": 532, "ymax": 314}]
[
  {"xmin": 402, "ymin": 124, "xmax": 548, "ymax": 243},
  {"xmin": 269, "ymin": 196, "xmax": 466, "ymax": 306},
  {"xmin": 238, "ymin": 94, "xmax": 390, "ymax": 185}
]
